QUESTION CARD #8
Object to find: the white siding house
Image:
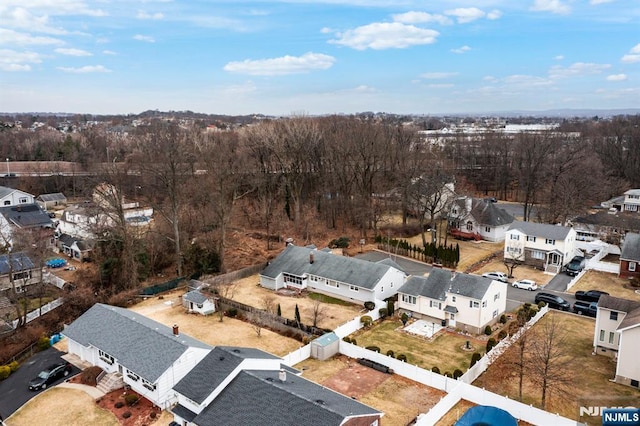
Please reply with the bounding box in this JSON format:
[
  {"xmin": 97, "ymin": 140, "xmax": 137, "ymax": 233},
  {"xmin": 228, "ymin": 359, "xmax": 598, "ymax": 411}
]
[
  {"xmin": 448, "ymin": 197, "xmax": 514, "ymax": 242},
  {"xmin": 397, "ymin": 269, "xmax": 507, "ymax": 334},
  {"xmin": 260, "ymin": 245, "xmax": 406, "ymax": 305},
  {"xmin": 0, "ymin": 186, "xmax": 35, "ymax": 207},
  {"xmin": 623, "ymin": 189, "xmax": 640, "ymax": 213}
]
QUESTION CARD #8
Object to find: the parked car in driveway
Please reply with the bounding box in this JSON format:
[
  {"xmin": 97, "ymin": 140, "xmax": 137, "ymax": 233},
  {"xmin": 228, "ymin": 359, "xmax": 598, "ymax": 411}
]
[
  {"xmin": 535, "ymin": 292, "xmax": 571, "ymax": 311},
  {"xmin": 564, "ymin": 256, "xmax": 586, "ymax": 276},
  {"xmin": 575, "ymin": 289, "xmax": 609, "ymax": 303},
  {"xmin": 512, "ymin": 279, "xmax": 538, "ymax": 291},
  {"xmin": 482, "ymin": 271, "xmax": 508, "ymax": 283},
  {"xmin": 28, "ymin": 362, "xmax": 71, "ymax": 390},
  {"xmin": 572, "ymin": 301, "xmax": 598, "ymax": 317}
]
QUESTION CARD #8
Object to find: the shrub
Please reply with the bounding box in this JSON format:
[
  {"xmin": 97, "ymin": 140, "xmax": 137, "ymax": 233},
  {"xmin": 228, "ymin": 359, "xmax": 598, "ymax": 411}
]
[
  {"xmin": 80, "ymin": 366, "xmax": 102, "ymax": 386},
  {"xmin": 470, "ymin": 352, "xmax": 481, "ymax": 368},
  {"xmin": 149, "ymin": 411, "xmax": 157, "ymax": 419},
  {"xmin": 365, "ymin": 345, "xmax": 381, "ymax": 353},
  {"xmin": 124, "ymin": 394, "xmax": 139, "ymax": 406},
  {"xmin": 8, "ymin": 361, "xmax": 19, "ymax": 373},
  {"xmin": 486, "ymin": 338, "xmax": 497, "ymax": 352},
  {"xmin": 484, "ymin": 325, "xmax": 492, "ymax": 335},
  {"xmin": 431, "ymin": 366, "xmax": 440, "ymax": 374},
  {"xmin": 537, "ymin": 301, "xmax": 546, "ymax": 309},
  {"xmin": 329, "ymin": 236, "xmax": 350, "ymax": 248},
  {"xmin": 498, "ymin": 330, "xmax": 507, "ymax": 340},
  {"xmin": 0, "ymin": 365, "xmax": 11, "ymax": 381},
  {"xmin": 453, "ymin": 369, "xmax": 463, "ymax": 379},
  {"xmin": 378, "ymin": 308, "xmax": 388, "ymax": 318},
  {"xmin": 342, "ymin": 336, "xmax": 351, "ymax": 343},
  {"xmin": 122, "ymin": 411, "xmax": 131, "ymax": 419},
  {"xmin": 444, "ymin": 371, "xmax": 452, "ymax": 377},
  {"xmin": 360, "ymin": 315, "xmax": 373, "ymax": 326},
  {"xmin": 364, "ymin": 301, "xmax": 375, "ymax": 311},
  {"xmin": 226, "ymin": 308, "xmax": 238, "ymax": 318},
  {"xmin": 350, "ymin": 338, "xmax": 357, "ymax": 345},
  {"xmin": 401, "ymin": 312, "xmax": 409, "ymax": 326},
  {"xmin": 499, "ymin": 314, "xmax": 507, "ymax": 324},
  {"xmin": 386, "ymin": 350, "xmax": 395, "ymax": 357},
  {"xmin": 397, "ymin": 354, "xmax": 407, "ymax": 362},
  {"xmin": 114, "ymin": 401, "xmax": 124, "ymax": 409},
  {"xmin": 37, "ymin": 335, "xmax": 51, "ymax": 351}
]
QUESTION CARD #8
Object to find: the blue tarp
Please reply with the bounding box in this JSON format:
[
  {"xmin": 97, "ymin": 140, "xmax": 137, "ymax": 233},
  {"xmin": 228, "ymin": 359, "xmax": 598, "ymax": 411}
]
[
  {"xmin": 455, "ymin": 406, "xmax": 518, "ymax": 426},
  {"xmin": 46, "ymin": 258, "xmax": 67, "ymax": 268}
]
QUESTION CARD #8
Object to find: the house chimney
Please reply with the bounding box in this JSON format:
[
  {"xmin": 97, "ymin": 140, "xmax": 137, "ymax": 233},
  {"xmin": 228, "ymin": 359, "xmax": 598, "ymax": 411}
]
[
  {"xmin": 172, "ymin": 324, "xmax": 179, "ymax": 336},
  {"xmin": 465, "ymin": 197, "xmax": 472, "ymax": 213},
  {"xmin": 309, "ymin": 253, "xmax": 314, "ymax": 264},
  {"xmin": 279, "ymin": 369, "xmax": 287, "ymax": 383}
]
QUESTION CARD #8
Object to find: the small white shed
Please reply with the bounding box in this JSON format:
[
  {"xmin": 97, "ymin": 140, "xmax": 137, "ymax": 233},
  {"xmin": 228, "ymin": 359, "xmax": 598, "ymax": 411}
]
[
  {"xmin": 182, "ymin": 290, "xmax": 216, "ymax": 316},
  {"xmin": 310, "ymin": 332, "xmax": 340, "ymax": 361}
]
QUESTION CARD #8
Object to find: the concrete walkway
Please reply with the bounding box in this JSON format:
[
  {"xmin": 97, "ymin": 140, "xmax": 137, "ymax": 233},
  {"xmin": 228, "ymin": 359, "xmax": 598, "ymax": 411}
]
[{"xmin": 57, "ymin": 382, "xmax": 105, "ymax": 399}]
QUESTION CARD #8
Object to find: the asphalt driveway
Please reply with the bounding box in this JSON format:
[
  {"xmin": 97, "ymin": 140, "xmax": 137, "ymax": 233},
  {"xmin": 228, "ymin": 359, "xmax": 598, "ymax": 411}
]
[{"xmin": 0, "ymin": 346, "xmax": 80, "ymax": 420}]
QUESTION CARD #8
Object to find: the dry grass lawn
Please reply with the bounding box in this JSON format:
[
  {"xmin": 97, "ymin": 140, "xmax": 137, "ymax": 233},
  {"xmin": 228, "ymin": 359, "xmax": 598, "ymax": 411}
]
[
  {"xmin": 571, "ymin": 270, "xmax": 640, "ymax": 302},
  {"xmin": 296, "ymin": 355, "xmax": 445, "ymax": 426},
  {"xmin": 473, "ymin": 311, "xmax": 640, "ymax": 420},
  {"xmin": 129, "ymin": 291, "xmax": 302, "ymax": 356},
  {"xmin": 474, "ymin": 258, "xmax": 553, "ymax": 287},
  {"xmin": 349, "ymin": 318, "xmax": 484, "ymax": 373},
  {"xmin": 403, "ymin": 236, "xmax": 503, "ymax": 273},
  {"xmin": 6, "ymin": 388, "xmax": 118, "ymax": 426},
  {"xmin": 228, "ymin": 275, "xmax": 364, "ymax": 329}
]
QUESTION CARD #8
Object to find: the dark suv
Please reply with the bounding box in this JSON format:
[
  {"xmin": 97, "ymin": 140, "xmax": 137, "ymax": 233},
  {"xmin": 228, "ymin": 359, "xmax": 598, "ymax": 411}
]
[
  {"xmin": 575, "ymin": 289, "xmax": 609, "ymax": 303},
  {"xmin": 28, "ymin": 362, "xmax": 71, "ymax": 390},
  {"xmin": 573, "ymin": 301, "xmax": 598, "ymax": 317},
  {"xmin": 535, "ymin": 292, "xmax": 571, "ymax": 311},
  {"xmin": 565, "ymin": 256, "xmax": 586, "ymax": 276}
]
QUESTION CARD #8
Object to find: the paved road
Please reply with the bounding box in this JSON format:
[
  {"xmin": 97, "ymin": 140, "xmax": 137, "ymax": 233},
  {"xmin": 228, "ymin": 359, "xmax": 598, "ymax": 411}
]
[
  {"xmin": 543, "ymin": 272, "xmax": 573, "ymax": 291},
  {"xmin": 0, "ymin": 347, "xmax": 80, "ymax": 420}
]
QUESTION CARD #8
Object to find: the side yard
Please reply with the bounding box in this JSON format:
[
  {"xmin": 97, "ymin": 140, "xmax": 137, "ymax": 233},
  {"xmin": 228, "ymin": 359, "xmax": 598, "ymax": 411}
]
[{"xmin": 571, "ymin": 270, "xmax": 640, "ymax": 302}]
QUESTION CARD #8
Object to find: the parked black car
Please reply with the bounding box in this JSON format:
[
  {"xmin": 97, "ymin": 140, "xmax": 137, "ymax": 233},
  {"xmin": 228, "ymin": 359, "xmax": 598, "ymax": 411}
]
[
  {"xmin": 575, "ymin": 289, "xmax": 609, "ymax": 303},
  {"xmin": 28, "ymin": 362, "xmax": 71, "ymax": 390},
  {"xmin": 565, "ymin": 256, "xmax": 586, "ymax": 276},
  {"xmin": 572, "ymin": 301, "xmax": 598, "ymax": 317},
  {"xmin": 535, "ymin": 292, "xmax": 571, "ymax": 311}
]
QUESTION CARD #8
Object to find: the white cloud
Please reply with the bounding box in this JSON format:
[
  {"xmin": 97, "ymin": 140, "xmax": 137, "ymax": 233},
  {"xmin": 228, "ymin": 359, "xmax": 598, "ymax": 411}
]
[
  {"xmin": 549, "ymin": 62, "xmax": 611, "ymax": 79},
  {"xmin": 451, "ymin": 45, "xmax": 471, "ymax": 54},
  {"xmin": 102, "ymin": 50, "xmax": 117, "ymax": 55},
  {"xmin": 57, "ymin": 65, "xmax": 111, "ymax": 73},
  {"xmin": 606, "ymin": 74, "xmax": 627, "ymax": 81},
  {"xmin": 137, "ymin": 10, "xmax": 164, "ymax": 20},
  {"xmin": 590, "ymin": 0, "xmax": 614, "ymax": 4},
  {"xmin": 530, "ymin": 0, "xmax": 571, "ymax": 15},
  {"xmin": 392, "ymin": 11, "xmax": 452, "ymax": 25},
  {"xmin": 487, "ymin": 10, "xmax": 502, "ymax": 20},
  {"xmin": 554, "ymin": 55, "xmax": 564, "ymax": 60},
  {"xmin": 420, "ymin": 72, "xmax": 458, "ymax": 79},
  {"xmin": 621, "ymin": 44, "xmax": 640, "ymax": 63},
  {"xmin": 329, "ymin": 23, "xmax": 439, "ymax": 50},
  {"xmin": 0, "ymin": 49, "xmax": 41, "ymax": 71},
  {"xmin": 133, "ymin": 34, "xmax": 155, "ymax": 43},
  {"xmin": 0, "ymin": 1, "xmax": 107, "ymax": 17},
  {"xmin": 630, "ymin": 43, "xmax": 640, "ymax": 54},
  {"xmin": 0, "ymin": 7, "xmax": 68, "ymax": 35},
  {"xmin": 444, "ymin": 8, "xmax": 486, "ymax": 24},
  {"xmin": 504, "ymin": 74, "xmax": 553, "ymax": 87},
  {"xmin": 224, "ymin": 52, "xmax": 335, "ymax": 76},
  {"xmin": 55, "ymin": 47, "xmax": 92, "ymax": 56},
  {"xmin": 0, "ymin": 28, "xmax": 63, "ymax": 46}
]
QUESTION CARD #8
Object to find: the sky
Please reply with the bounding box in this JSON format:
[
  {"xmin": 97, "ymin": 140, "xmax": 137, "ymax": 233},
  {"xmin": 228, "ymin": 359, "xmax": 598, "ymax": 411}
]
[{"xmin": 0, "ymin": 0, "xmax": 639, "ymax": 116}]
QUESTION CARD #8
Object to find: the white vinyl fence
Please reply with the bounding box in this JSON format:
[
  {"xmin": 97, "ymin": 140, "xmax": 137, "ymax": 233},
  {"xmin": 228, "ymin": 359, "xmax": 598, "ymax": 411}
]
[{"xmin": 11, "ymin": 297, "xmax": 64, "ymax": 328}]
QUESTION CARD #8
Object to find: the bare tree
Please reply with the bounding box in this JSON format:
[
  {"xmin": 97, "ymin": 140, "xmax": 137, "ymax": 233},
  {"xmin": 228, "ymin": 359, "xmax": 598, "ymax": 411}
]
[
  {"xmin": 311, "ymin": 299, "xmax": 327, "ymax": 328},
  {"xmin": 262, "ymin": 294, "xmax": 276, "ymax": 314},
  {"xmin": 213, "ymin": 282, "xmax": 236, "ymax": 323}
]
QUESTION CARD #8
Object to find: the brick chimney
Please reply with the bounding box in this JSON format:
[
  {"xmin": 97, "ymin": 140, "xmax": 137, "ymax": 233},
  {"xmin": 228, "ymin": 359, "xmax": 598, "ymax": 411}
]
[
  {"xmin": 172, "ymin": 324, "xmax": 179, "ymax": 336},
  {"xmin": 309, "ymin": 253, "xmax": 314, "ymax": 264}
]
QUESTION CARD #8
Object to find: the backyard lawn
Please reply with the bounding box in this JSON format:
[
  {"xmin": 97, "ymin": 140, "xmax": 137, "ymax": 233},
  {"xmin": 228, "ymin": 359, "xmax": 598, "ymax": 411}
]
[
  {"xmin": 348, "ymin": 318, "xmax": 485, "ymax": 374},
  {"xmin": 571, "ymin": 270, "xmax": 640, "ymax": 302},
  {"xmin": 474, "ymin": 258, "xmax": 553, "ymax": 286},
  {"xmin": 473, "ymin": 311, "xmax": 640, "ymax": 421}
]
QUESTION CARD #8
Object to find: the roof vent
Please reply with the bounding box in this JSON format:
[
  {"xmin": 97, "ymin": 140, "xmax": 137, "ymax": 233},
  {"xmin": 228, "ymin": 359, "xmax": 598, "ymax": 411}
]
[
  {"xmin": 315, "ymin": 399, "xmax": 325, "ymax": 405},
  {"xmin": 232, "ymin": 349, "xmax": 241, "ymax": 353},
  {"xmin": 266, "ymin": 377, "xmax": 274, "ymax": 382},
  {"xmin": 219, "ymin": 356, "xmax": 225, "ymax": 361}
]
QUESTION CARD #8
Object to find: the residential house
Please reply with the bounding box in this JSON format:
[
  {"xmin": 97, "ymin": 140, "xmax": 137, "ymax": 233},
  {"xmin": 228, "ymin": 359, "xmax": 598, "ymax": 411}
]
[
  {"xmin": 36, "ymin": 192, "xmax": 67, "ymax": 210},
  {"xmin": 62, "ymin": 303, "xmax": 212, "ymax": 408},
  {"xmin": 259, "ymin": 245, "xmax": 406, "ymax": 305},
  {"xmin": 397, "ymin": 269, "xmax": 507, "ymax": 334},
  {"xmin": 448, "ymin": 197, "xmax": 514, "ymax": 242},
  {"xmin": 0, "ymin": 203, "xmax": 54, "ymax": 249},
  {"xmin": 504, "ymin": 221, "xmax": 576, "ymax": 274},
  {"xmin": 594, "ymin": 295, "xmax": 640, "ymax": 389},
  {"xmin": 171, "ymin": 346, "xmax": 382, "ymax": 426},
  {"xmin": 182, "ymin": 290, "xmax": 216, "ymax": 315},
  {"xmin": 93, "ymin": 182, "xmax": 154, "ymax": 224},
  {"xmin": 57, "ymin": 203, "xmax": 107, "ymax": 241},
  {"xmin": 570, "ymin": 211, "xmax": 640, "ymax": 245},
  {"xmin": 0, "ymin": 252, "xmax": 39, "ymax": 294},
  {"xmin": 56, "ymin": 233, "xmax": 92, "ymax": 262},
  {"xmin": 0, "ymin": 186, "xmax": 35, "ymax": 207},
  {"xmin": 619, "ymin": 233, "xmax": 640, "ymax": 279},
  {"xmin": 623, "ymin": 189, "xmax": 640, "ymax": 213}
]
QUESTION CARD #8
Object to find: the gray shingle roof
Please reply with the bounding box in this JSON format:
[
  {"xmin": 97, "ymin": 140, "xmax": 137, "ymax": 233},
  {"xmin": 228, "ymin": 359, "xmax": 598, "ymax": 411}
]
[
  {"xmin": 0, "ymin": 203, "xmax": 53, "ymax": 228},
  {"xmin": 173, "ymin": 346, "xmax": 279, "ymax": 404},
  {"xmin": 621, "ymin": 233, "xmax": 640, "ymax": 262},
  {"xmin": 191, "ymin": 370, "xmax": 381, "ymax": 426},
  {"xmin": 398, "ymin": 269, "xmax": 493, "ymax": 301},
  {"xmin": 183, "ymin": 290, "xmax": 209, "ymax": 305},
  {"xmin": 624, "ymin": 189, "xmax": 640, "ymax": 196},
  {"xmin": 62, "ymin": 304, "xmax": 211, "ymax": 382},
  {"xmin": 470, "ymin": 199, "xmax": 514, "ymax": 227},
  {"xmin": 37, "ymin": 192, "xmax": 66, "ymax": 202},
  {"xmin": 0, "ymin": 252, "xmax": 34, "ymax": 274},
  {"xmin": 507, "ymin": 221, "xmax": 572, "ymax": 240},
  {"xmin": 0, "ymin": 187, "xmax": 14, "ymax": 199},
  {"xmin": 376, "ymin": 258, "xmax": 406, "ymax": 273},
  {"xmin": 261, "ymin": 245, "xmax": 395, "ymax": 290}
]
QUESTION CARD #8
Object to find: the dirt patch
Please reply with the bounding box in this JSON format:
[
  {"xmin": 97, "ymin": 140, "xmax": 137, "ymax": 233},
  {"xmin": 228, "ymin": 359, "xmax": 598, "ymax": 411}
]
[
  {"xmin": 321, "ymin": 358, "xmax": 391, "ymax": 399},
  {"xmin": 96, "ymin": 390, "xmax": 162, "ymax": 426}
]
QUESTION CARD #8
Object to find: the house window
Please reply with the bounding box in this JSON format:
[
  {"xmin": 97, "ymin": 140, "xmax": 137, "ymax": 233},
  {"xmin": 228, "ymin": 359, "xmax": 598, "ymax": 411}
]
[
  {"xmin": 310, "ymin": 276, "xmax": 318, "ymax": 282},
  {"xmin": 380, "ymin": 287, "xmax": 384, "ymax": 293},
  {"xmin": 482, "ymin": 300, "xmax": 487, "ymax": 307},
  {"xmin": 283, "ymin": 273, "xmax": 303, "ymax": 286},
  {"xmin": 545, "ymin": 239, "xmax": 556, "ymax": 245},
  {"xmin": 466, "ymin": 222, "xmax": 473, "ymax": 231},
  {"xmin": 532, "ymin": 250, "xmax": 545, "ymax": 260},
  {"xmin": 526, "ymin": 236, "xmax": 536, "ymax": 242},
  {"xmin": 630, "ymin": 262, "xmax": 637, "ymax": 272},
  {"xmin": 631, "ymin": 380, "xmax": 639, "ymax": 388},
  {"xmin": 470, "ymin": 301, "xmax": 479, "ymax": 308},
  {"xmin": 13, "ymin": 271, "xmax": 32, "ymax": 281},
  {"xmin": 141, "ymin": 378, "xmax": 156, "ymax": 391},
  {"xmin": 3, "ymin": 200, "xmax": 9, "ymax": 206},
  {"xmin": 98, "ymin": 350, "xmax": 114, "ymax": 365},
  {"xmin": 610, "ymin": 311, "xmax": 618, "ymax": 321},
  {"xmin": 349, "ymin": 285, "xmax": 359, "ymax": 292},
  {"xmin": 492, "ymin": 310, "xmax": 498, "ymax": 318},
  {"xmin": 19, "ymin": 197, "xmax": 28, "ymax": 203},
  {"xmin": 326, "ymin": 280, "xmax": 338, "ymax": 288},
  {"xmin": 452, "ymin": 296, "xmax": 456, "ymax": 302},
  {"xmin": 599, "ymin": 330, "xmax": 605, "ymax": 341},
  {"xmin": 429, "ymin": 300, "xmax": 442, "ymax": 309},
  {"xmin": 510, "ymin": 234, "xmax": 519, "ymax": 240},
  {"xmin": 485, "ymin": 226, "xmax": 491, "ymax": 233},
  {"xmin": 402, "ymin": 294, "xmax": 416, "ymax": 304},
  {"xmin": 126, "ymin": 369, "xmax": 140, "ymax": 381},
  {"xmin": 507, "ymin": 247, "xmax": 521, "ymax": 254},
  {"xmin": 608, "ymin": 332, "xmax": 615, "ymax": 344},
  {"xmin": 494, "ymin": 293, "xmax": 500, "ymax": 301}
]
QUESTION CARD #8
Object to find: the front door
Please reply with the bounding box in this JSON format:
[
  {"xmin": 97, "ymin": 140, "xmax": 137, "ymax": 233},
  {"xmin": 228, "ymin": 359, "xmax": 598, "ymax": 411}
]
[{"xmin": 449, "ymin": 313, "xmax": 456, "ymax": 328}]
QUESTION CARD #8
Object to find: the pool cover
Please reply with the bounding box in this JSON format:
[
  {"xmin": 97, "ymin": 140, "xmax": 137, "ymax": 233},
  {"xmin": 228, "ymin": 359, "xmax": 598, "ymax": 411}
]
[{"xmin": 455, "ymin": 405, "xmax": 517, "ymax": 426}]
